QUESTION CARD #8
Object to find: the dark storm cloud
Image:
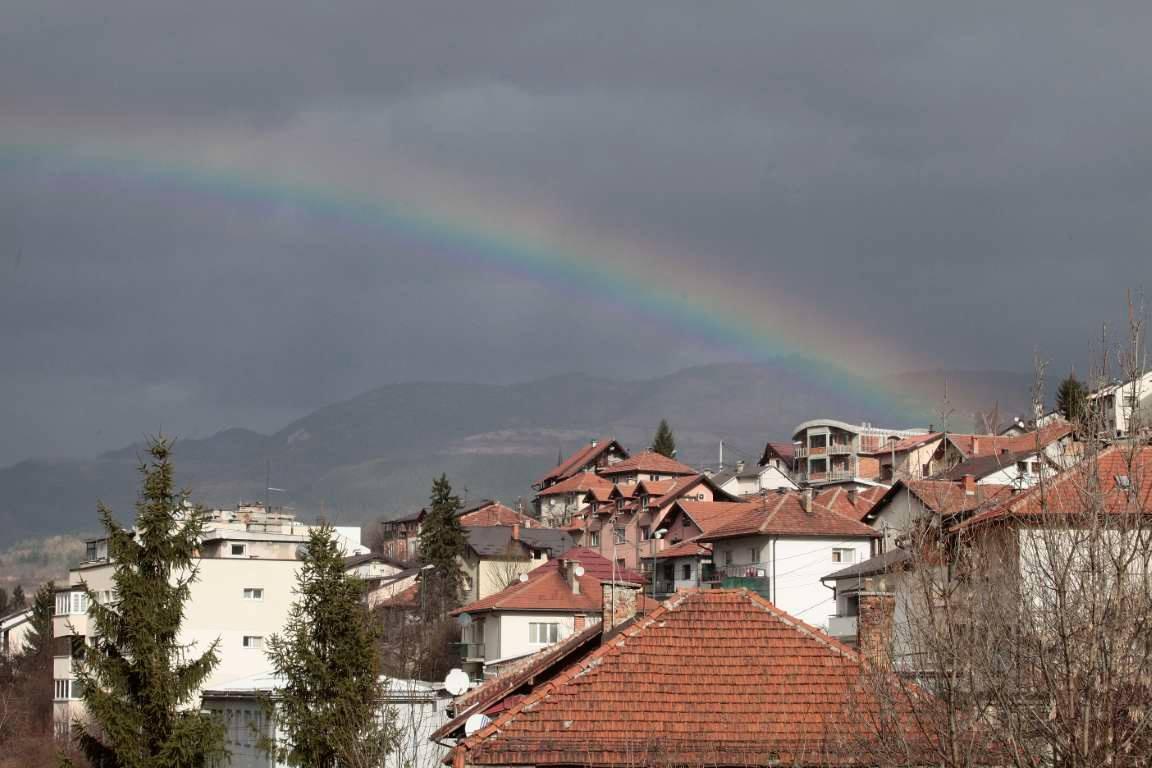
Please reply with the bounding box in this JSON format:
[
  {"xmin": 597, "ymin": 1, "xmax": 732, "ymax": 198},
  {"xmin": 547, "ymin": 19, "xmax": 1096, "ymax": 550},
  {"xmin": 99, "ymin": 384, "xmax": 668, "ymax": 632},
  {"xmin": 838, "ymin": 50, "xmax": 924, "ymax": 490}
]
[{"xmin": 2, "ymin": 1, "xmax": 1151, "ymax": 462}]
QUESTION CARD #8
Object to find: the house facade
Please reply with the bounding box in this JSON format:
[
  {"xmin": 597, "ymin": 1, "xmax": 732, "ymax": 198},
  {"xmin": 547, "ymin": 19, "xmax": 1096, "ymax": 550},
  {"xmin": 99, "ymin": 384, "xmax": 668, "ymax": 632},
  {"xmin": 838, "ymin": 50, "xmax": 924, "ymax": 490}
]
[
  {"xmin": 1089, "ymin": 371, "xmax": 1152, "ymax": 437},
  {"xmin": 792, "ymin": 419, "xmax": 930, "ymax": 486}
]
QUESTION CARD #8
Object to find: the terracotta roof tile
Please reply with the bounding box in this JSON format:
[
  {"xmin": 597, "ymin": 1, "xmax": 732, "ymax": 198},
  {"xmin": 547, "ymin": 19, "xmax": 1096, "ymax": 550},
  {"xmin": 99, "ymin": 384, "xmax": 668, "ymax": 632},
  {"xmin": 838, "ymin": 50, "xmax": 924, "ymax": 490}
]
[
  {"xmin": 649, "ymin": 537, "xmax": 712, "ymax": 559},
  {"xmin": 955, "ymin": 445, "xmax": 1152, "ymax": 530},
  {"xmin": 454, "ymin": 589, "xmax": 947, "ymax": 767},
  {"xmin": 664, "ymin": 500, "xmax": 752, "ymax": 533},
  {"xmin": 535, "ymin": 438, "xmax": 624, "ymax": 488},
  {"xmin": 533, "ymin": 547, "xmax": 647, "ymax": 584},
  {"xmin": 458, "ymin": 502, "xmax": 536, "ymax": 527},
  {"xmin": 597, "ymin": 451, "xmax": 698, "ymax": 477},
  {"xmin": 536, "ymin": 472, "xmax": 614, "ymax": 497},
  {"xmin": 816, "ymin": 485, "xmax": 889, "ymax": 521},
  {"xmin": 903, "ymin": 480, "xmax": 1014, "ymax": 517},
  {"xmin": 698, "ymin": 492, "xmax": 879, "ymax": 541}
]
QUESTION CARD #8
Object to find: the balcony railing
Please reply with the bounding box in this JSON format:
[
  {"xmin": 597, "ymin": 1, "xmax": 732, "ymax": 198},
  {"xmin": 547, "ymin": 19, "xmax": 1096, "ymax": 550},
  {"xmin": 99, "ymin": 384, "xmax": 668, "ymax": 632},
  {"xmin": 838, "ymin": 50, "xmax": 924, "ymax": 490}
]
[
  {"xmin": 456, "ymin": 642, "xmax": 485, "ymax": 661},
  {"xmin": 796, "ymin": 468, "xmax": 857, "ymax": 484},
  {"xmin": 826, "ymin": 615, "xmax": 858, "ymax": 640}
]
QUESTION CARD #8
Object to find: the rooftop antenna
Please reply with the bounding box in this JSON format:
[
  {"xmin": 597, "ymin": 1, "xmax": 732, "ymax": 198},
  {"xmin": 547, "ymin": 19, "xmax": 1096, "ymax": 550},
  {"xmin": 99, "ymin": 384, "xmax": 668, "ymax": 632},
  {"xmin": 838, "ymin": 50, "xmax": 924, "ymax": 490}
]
[{"xmin": 718, "ymin": 440, "xmax": 724, "ymax": 472}]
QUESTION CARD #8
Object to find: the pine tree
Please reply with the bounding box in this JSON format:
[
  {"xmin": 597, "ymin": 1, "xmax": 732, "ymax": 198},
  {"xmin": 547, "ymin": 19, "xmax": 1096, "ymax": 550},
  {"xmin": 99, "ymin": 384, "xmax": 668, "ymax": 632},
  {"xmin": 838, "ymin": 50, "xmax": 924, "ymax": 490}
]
[
  {"xmin": 72, "ymin": 437, "xmax": 225, "ymax": 768},
  {"xmin": 0, "ymin": 588, "xmax": 8, "ymax": 616},
  {"xmin": 417, "ymin": 475, "xmax": 466, "ymax": 621},
  {"xmin": 1056, "ymin": 373, "xmax": 1088, "ymax": 422},
  {"xmin": 651, "ymin": 419, "xmax": 677, "ymax": 458},
  {"xmin": 20, "ymin": 581, "xmax": 55, "ymax": 730},
  {"xmin": 11, "ymin": 585, "xmax": 25, "ymax": 610},
  {"xmin": 265, "ymin": 525, "xmax": 389, "ymax": 768}
]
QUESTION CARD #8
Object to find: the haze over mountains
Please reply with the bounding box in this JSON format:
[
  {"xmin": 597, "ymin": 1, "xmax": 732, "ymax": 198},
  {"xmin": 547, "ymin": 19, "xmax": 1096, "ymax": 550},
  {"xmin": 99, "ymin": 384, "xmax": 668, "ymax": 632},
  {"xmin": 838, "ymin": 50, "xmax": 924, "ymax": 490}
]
[{"xmin": 0, "ymin": 362, "xmax": 1035, "ymax": 548}]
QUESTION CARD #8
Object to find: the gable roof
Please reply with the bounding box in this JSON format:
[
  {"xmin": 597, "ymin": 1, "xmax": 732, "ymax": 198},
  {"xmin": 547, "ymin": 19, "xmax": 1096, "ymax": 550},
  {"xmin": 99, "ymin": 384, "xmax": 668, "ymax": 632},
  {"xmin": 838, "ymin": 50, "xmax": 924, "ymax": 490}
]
[
  {"xmin": 596, "ymin": 451, "xmax": 698, "ymax": 477},
  {"xmin": 452, "ymin": 589, "xmax": 940, "ymax": 767},
  {"xmin": 454, "ymin": 563, "xmax": 657, "ymax": 616},
  {"xmin": 649, "ymin": 537, "xmax": 712, "ymax": 559},
  {"xmin": 860, "ymin": 431, "xmax": 944, "ymax": 455},
  {"xmin": 662, "ymin": 500, "xmax": 752, "ymax": 534},
  {"xmin": 342, "ymin": 551, "xmax": 414, "ymax": 570},
  {"xmin": 458, "ymin": 501, "xmax": 535, "ymax": 528},
  {"xmin": 534, "ymin": 438, "xmax": 626, "ymax": 489},
  {"xmin": 464, "ymin": 526, "xmax": 574, "ymax": 558},
  {"xmin": 816, "ymin": 485, "xmax": 889, "ymax": 521},
  {"xmin": 936, "ymin": 449, "xmax": 1039, "ymax": 482},
  {"xmin": 535, "ymin": 471, "xmax": 614, "ymax": 497},
  {"xmin": 823, "ymin": 547, "xmax": 912, "ymax": 582},
  {"xmin": 945, "ymin": 423, "xmax": 1072, "ymax": 460},
  {"xmin": 698, "ymin": 491, "xmax": 879, "ymax": 542},
  {"xmin": 532, "ymin": 547, "xmax": 647, "ymax": 584},
  {"xmin": 759, "ymin": 440, "xmax": 795, "ymax": 465},
  {"xmin": 955, "ymin": 445, "xmax": 1152, "ymax": 531}
]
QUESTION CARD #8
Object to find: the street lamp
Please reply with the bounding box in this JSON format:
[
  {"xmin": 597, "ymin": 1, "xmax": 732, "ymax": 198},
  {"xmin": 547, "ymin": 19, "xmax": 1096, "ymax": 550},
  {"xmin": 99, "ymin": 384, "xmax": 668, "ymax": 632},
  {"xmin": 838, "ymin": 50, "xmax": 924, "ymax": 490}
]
[{"xmin": 650, "ymin": 529, "xmax": 668, "ymax": 601}]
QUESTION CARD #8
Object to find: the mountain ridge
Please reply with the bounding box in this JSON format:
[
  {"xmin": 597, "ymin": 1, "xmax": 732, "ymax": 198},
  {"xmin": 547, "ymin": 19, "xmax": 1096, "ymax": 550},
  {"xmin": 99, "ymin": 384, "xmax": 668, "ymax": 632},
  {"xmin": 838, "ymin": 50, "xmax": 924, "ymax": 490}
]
[{"xmin": 0, "ymin": 362, "xmax": 1035, "ymax": 547}]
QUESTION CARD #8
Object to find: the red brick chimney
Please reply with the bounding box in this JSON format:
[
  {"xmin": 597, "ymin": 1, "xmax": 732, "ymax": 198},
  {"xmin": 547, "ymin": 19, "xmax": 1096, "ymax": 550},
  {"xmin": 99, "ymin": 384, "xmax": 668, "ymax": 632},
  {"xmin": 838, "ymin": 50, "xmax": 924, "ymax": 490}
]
[
  {"xmin": 962, "ymin": 474, "xmax": 976, "ymax": 496},
  {"xmin": 971, "ymin": 437, "xmax": 981, "ymax": 455},
  {"xmin": 511, "ymin": 522, "xmax": 520, "ymax": 541},
  {"xmin": 801, "ymin": 487, "xmax": 814, "ymax": 515},
  {"xmin": 857, "ymin": 575, "xmax": 895, "ymax": 667}
]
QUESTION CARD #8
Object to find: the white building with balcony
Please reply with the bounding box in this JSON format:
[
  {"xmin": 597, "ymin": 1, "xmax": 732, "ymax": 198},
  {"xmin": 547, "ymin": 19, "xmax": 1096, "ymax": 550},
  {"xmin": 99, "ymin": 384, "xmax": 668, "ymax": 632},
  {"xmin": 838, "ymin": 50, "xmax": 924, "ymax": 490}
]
[
  {"xmin": 1089, "ymin": 371, "xmax": 1152, "ymax": 437},
  {"xmin": 52, "ymin": 506, "xmax": 362, "ymax": 737},
  {"xmin": 792, "ymin": 420, "xmax": 929, "ymax": 487}
]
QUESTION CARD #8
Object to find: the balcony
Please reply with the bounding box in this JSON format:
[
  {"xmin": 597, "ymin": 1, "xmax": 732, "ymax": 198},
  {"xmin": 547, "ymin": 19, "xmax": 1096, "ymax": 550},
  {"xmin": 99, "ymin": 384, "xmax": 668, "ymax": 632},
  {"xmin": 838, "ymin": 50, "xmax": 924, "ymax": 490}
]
[
  {"xmin": 796, "ymin": 469, "xmax": 857, "ymax": 485},
  {"xmin": 457, "ymin": 642, "xmax": 485, "ymax": 661},
  {"xmin": 826, "ymin": 615, "xmax": 858, "ymax": 641},
  {"xmin": 826, "ymin": 443, "xmax": 854, "ymax": 455}
]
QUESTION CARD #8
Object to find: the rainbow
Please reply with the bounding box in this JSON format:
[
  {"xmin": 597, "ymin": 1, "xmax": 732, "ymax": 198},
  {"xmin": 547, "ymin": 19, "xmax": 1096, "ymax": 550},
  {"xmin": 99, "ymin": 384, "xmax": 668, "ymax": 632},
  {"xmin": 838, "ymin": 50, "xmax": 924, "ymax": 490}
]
[{"xmin": 0, "ymin": 137, "xmax": 936, "ymax": 422}]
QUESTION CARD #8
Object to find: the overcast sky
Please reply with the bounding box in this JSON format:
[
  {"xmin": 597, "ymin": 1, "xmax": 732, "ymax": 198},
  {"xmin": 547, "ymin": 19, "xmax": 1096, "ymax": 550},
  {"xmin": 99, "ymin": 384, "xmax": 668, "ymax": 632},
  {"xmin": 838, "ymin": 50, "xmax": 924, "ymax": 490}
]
[{"xmin": 2, "ymin": 1, "xmax": 1150, "ymax": 464}]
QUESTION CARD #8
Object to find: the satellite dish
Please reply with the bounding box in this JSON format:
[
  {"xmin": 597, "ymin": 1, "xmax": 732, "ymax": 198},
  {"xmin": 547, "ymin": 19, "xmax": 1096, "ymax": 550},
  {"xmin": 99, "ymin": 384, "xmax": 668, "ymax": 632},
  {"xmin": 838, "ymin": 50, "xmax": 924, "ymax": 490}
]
[
  {"xmin": 573, "ymin": 565, "xmax": 585, "ymax": 577},
  {"xmin": 519, "ymin": 573, "xmax": 530, "ymax": 583},
  {"xmin": 464, "ymin": 714, "xmax": 492, "ymax": 736},
  {"xmin": 443, "ymin": 668, "xmax": 469, "ymax": 697},
  {"xmin": 457, "ymin": 612, "xmax": 473, "ymax": 628}
]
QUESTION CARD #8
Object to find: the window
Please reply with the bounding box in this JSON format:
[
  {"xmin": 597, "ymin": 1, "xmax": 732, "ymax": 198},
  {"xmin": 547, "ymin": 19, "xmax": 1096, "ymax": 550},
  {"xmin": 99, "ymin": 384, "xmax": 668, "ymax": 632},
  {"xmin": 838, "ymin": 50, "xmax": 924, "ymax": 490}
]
[
  {"xmin": 242, "ymin": 588, "xmax": 264, "ymax": 601},
  {"xmin": 681, "ymin": 563, "xmax": 693, "ymax": 581},
  {"xmin": 832, "ymin": 548, "xmax": 855, "ymax": 564},
  {"xmin": 723, "ymin": 551, "xmax": 732, "ymax": 566},
  {"xmin": 640, "ymin": 495, "xmax": 650, "ymax": 510},
  {"xmin": 649, "ymin": 474, "xmax": 659, "ymax": 481},
  {"xmin": 640, "ymin": 526, "xmax": 651, "ymax": 541},
  {"xmin": 53, "ymin": 679, "xmax": 79, "ymax": 700},
  {"xmin": 242, "ymin": 635, "xmax": 263, "ymax": 649},
  {"xmin": 748, "ymin": 548, "xmax": 757, "ymax": 563},
  {"xmin": 85, "ymin": 542, "xmax": 98, "ymax": 561},
  {"xmin": 614, "ymin": 527, "xmax": 627, "ymax": 545},
  {"xmin": 71, "ymin": 592, "xmax": 88, "ymax": 615},
  {"xmin": 55, "ymin": 593, "xmax": 70, "ymax": 616},
  {"xmin": 588, "ymin": 531, "xmax": 600, "ymax": 547},
  {"xmin": 56, "ymin": 591, "xmax": 88, "ymax": 616},
  {"xmin": 230, "ymin": 543, "xmax": 247, "ymax": 557},
  {"xmin": 529, "ymin": 622, "xmax": 559, "ymax": 644},
  {"xmin": 809, "ymin": 435, "xmax": 827, "ymax": 449}
]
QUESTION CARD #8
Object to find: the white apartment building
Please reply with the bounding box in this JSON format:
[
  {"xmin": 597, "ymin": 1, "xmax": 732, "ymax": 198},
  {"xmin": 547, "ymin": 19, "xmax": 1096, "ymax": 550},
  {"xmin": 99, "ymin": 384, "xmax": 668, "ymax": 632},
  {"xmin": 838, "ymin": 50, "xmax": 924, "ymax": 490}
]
[
  {"xmin": 792, "ymin": 420, "xmax": 929, "ymax": 487},
  {"xmin": 52, "ymin": 506, "xmax": 362, "ymax": 737},
  {"xmin": 1090, "ymin": 371, "xmax": 1152, "ymax": 437}
]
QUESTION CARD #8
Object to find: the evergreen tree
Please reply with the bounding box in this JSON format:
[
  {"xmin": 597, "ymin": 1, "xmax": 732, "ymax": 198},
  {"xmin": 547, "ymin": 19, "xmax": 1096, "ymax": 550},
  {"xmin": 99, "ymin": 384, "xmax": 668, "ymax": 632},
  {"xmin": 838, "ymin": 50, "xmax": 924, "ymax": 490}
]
[
  {"xmin": 0, "ymin": 588, "xmax": 8, "ymax": 615},
  {"xmin": 11, "ymin": 585, "xmax": 25, "ymax": 610},
  {"xmin": 265, "ymin": 525, "xmax": 389, "ymax": 768},
  {"xmin": 417, "ymin": 475, "xmax": 466, "ymax": 621},
  {"xmin": 1056, "ymin": 373, "xmax": 1088, "ymax": 422},
  {"xmin": 651, "ymin": 419, "xmax": 677, "ymax": 458},
  {"xmin": 72, "ymin": 437, "xmax": 225, "ymax": 768},
  {"xmin": 21, "ymin": 581, "xmax": 54, "ymax": 659}
]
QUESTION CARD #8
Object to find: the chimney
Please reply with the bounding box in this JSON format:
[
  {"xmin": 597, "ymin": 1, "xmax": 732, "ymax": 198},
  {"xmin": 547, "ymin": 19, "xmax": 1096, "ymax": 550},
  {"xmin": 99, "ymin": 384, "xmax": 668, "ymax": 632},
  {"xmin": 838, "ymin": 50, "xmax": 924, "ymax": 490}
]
[
  {"xmin": 801, "ymin": 487, "xmax": 814, "ymax": 515},
  {"xmin": 962, "ymin": 474, "xmax": 976, "ymax": 496},
  {"xmin": 563, "ymin": 559, "xmax": 581, "ymax": 595},
  {"xmin": 601, "ymin": 580, "xmax": 642, "ymax": 634},
  {"xmin": 512, "ymin": 523, "xmax": 520, "ymax": 541},
  {"xmin": 857, "ymin": 575, "xmax": 895, "ymax": 667},
  {"xmin": 590, "ymin": 438, "xmax": 598, "ymax": 448},
  {"xmin": 972, "ymin": 437, "xmax": 980, "ymax": 455},
  {"xmin": 736, "ymin": 460, "xmax": 745, "ymax": 473}
]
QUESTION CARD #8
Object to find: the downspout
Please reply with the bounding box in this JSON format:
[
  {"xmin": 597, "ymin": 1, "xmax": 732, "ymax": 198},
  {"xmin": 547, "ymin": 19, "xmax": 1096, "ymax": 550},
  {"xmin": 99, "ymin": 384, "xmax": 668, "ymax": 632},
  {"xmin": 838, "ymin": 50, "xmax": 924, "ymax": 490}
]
[{"xmin": 771, "ymin": 537, "xmax": 777, "ymax": 604}]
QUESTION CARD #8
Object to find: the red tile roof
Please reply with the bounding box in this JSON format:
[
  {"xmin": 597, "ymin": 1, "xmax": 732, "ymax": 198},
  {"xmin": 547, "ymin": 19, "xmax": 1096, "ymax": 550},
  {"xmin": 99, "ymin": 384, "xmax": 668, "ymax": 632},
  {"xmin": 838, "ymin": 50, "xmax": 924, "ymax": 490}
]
[
  {"xmin": 454, "ymin": 560, "xmax": 655, "ymax": 616},
  {"xmin": 862, "ymin": 432, "xmax": 943, "ymax": 454},
  {"xmin": 453, "ymin": 589, "xmax": 942, "ymax": 767},
  {"xmin": 649, "ymin": 538, "xmax": 712, "ymax": 559},
  {"xmin": 535, "ymin": 438, "xmax": 624, "ymax": 488},
  {"xmin": 597, "ymin": 451, "xmax": 698, "ymax": 477},
  {"xmin": 955, "ymin": 445, "xmax": 1152, "ymax": 530},
  {"xmin": 698, "ymin": 491, "xmax": 880, "ymax": 541},
  {"xmin": 663, "ymin": 500, "xmax": 752, "ymax": 533},
  {"xmin": 533, "ymin": 547, "xmax": 647, "ymax": 584},
  {"xmin": 458, "ymin": 502, "xmax": 536, "ymax": 527},
  {"xmin": 903, "ymin": 480, "xmax": 1014, "ymax": 517},
  {"xmin": 947, "ymin": 423, "xmax": 1072, "ymax": 459},
  {"xmin": 374, "ymin": 582, "xmax": 419, "ymax": 609},
  {"xmin": 535, "ymin": 471, "xmax": 614, "ymax": 497},
  {"xmin": 816, "ymin": 486, "xmax": 889, "ymax": 521}
]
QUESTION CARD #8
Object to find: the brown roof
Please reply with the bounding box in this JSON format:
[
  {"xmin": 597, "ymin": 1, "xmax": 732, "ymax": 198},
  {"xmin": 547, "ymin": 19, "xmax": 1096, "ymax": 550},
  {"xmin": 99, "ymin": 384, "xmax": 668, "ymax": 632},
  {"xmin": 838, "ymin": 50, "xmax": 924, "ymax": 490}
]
[
  {"xmin": 955, "ymin": 445, "xmax": 1152, "ymax": 531},
  {"xmin": 535, "ymin": 438, "xmax": 625, "ymax": 488},
  {"xmin": 664, "ymin": 500, "xmax": 752, "ymax": 533},
  {"xmin": 862, "ymin": 432, "xmax": 943, "ymax": 454},
  {"xmin": 760, "ymin": 440, "xmax": 795, "ymax": 464},
  {"xmin": 453, "ymin": 589, "xmax": 943, "ymax": 767},
  {"xmin": 698, "ymin": 492, "xmax": 879, "ymax": 541},
  {"xmin": 903, "ymin": 480, "xmax": 1014, "ymax": 517},
  {"xmin": 649, "ymin": 537, "xmax": 712, "ymax": 559},
  {"xmin": 597, "ymin": 451, "xmax": 698, "ymax": 477},
  {"xmin": 536, "ymin": 472, "xmax": 614, "ymax": 497},
  {"xmin": 816, "ymin": 486, "xmax": 889, "ymax": 521},
  {"xmin": 458, "ymin": 502, "xmax": 536, "ymax": 527},
  {"xmin": 532, "ymin": 547, "xmax": 647, "ymax": 584},
  {"xmin": 947, "ymin": 423, "xmax": 1072, "ymax": 459},
  {"xmin": 374, "ymin": 582, "xmax": 419, "ymax": 609},
  {"xmin": 454, "ymin": 564, "xmax": 657, "ymax": 616}
]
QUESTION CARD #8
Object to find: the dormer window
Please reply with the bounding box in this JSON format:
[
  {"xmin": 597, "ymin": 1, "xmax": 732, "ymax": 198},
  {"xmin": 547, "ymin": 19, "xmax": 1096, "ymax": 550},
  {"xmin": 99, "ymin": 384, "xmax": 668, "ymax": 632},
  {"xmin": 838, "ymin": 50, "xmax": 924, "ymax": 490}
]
[{"xmin": 640, "ymin": 495, "xmax": 650, "ymax": 510}]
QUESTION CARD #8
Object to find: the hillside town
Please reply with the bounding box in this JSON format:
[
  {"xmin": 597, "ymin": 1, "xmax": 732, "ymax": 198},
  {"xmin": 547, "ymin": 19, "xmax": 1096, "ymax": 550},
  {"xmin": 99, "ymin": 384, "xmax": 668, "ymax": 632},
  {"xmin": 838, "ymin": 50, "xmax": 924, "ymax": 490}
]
[{"xmin": 1, "ymin": 367, "xmax": 1150, "ymax": 767}]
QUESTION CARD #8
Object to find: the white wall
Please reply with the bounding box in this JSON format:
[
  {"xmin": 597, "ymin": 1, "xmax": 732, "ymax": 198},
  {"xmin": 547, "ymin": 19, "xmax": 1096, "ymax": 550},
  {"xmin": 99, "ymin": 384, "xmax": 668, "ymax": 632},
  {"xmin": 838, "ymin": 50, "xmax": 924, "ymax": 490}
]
[
  {"xmin": 487, "ymin": 612, "xmax": 595, "ymax": 662},
  {"xmin": 710, "ymin": 535, "xmax": 874, "ymax": 628}
]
